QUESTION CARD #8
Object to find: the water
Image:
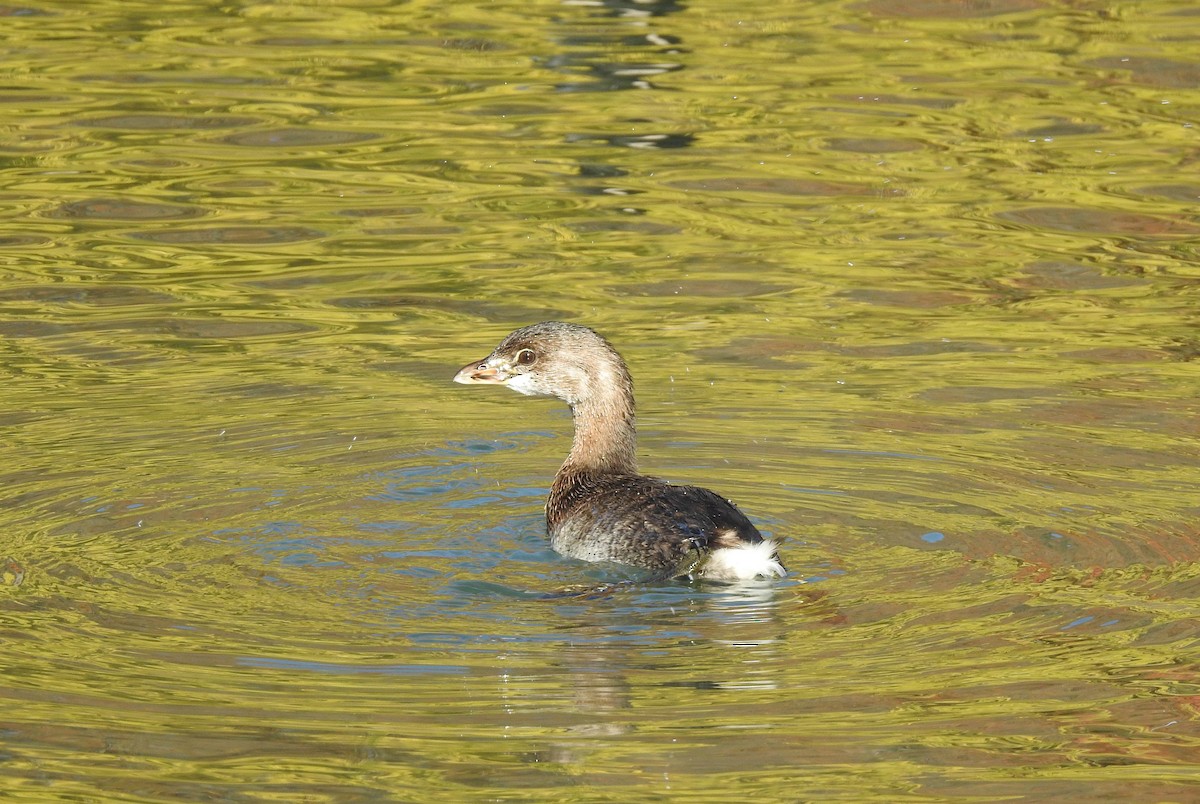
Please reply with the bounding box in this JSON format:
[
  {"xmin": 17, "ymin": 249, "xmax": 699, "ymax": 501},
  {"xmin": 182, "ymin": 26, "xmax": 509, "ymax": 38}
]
[{"xmin": 2, "ymin": 0, "xmax": 1199, "ymax": 800}]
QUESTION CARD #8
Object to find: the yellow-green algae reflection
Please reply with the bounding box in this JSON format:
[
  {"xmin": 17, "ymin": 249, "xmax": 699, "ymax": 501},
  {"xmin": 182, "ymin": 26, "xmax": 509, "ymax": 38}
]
[{"xmin": 1, "ymin": 0, "xmax": 1198, "ymax": 799}]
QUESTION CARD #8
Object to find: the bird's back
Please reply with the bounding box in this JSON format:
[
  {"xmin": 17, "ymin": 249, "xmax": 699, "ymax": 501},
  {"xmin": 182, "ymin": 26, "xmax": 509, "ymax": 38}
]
[{"xmin": 547, "ymin": 469, "xmax": 767, "ymax": 576}]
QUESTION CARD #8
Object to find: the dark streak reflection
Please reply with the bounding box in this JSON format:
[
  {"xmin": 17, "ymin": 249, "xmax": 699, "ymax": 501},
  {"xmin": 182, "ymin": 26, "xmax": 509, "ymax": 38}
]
[{"xmin": 548, "ymin": 0, "xmax": 690, "ymax": 93}]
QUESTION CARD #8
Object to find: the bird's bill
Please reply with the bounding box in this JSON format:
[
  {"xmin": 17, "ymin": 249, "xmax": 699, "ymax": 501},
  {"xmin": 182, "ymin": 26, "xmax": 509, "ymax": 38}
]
[{"xmin": 453, "ymin": 359, "xmax": 508, "ymax": 385}]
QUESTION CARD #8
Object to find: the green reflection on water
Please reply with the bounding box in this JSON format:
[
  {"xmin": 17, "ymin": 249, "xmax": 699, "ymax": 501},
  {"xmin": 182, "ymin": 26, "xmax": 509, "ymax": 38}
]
[{"xmin": 1, "ymin": 0, "xmax": 1198, "ymax": 800}]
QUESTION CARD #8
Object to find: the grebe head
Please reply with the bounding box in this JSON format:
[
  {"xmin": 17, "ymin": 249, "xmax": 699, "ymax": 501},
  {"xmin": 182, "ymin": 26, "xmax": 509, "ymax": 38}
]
[{"xmin": 453, "ymin": 321, "xmax": 630, "ymax": 407}]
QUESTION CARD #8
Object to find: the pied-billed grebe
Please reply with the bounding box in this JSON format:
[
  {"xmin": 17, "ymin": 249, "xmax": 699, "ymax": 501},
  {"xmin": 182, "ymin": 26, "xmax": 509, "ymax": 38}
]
[{"xmin": 453, "ymin": 322, "xmax": 786, "ymax": 581}]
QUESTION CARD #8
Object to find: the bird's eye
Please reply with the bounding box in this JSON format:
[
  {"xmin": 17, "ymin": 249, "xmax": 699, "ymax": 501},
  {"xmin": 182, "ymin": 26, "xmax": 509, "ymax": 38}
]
[{"xmin": 516, "ymin": 348, "xmax": 536, "ymax": 366}]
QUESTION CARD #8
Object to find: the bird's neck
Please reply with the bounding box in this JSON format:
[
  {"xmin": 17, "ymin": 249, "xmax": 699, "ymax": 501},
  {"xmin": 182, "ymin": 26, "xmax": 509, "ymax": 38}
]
[{"xmin": 562, "ymin": 376, "xmax": 637, "ymax": 476}]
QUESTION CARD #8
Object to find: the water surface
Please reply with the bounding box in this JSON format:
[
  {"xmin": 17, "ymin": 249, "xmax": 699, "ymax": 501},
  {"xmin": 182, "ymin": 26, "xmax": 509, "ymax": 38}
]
[{"xmin": 1, "ymin": 0, "xmax": 1199, "ymax": 800}]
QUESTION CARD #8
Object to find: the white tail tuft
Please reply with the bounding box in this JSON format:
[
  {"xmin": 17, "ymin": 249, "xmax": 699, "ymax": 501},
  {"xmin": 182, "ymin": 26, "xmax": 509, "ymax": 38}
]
[{"xmin": 702, "ymin": 539, "xmax": 786, "ymax": 582}]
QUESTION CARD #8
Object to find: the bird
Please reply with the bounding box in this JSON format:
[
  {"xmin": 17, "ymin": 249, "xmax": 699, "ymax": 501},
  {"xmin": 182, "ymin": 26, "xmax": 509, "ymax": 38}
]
[{"xmin": 454, "ymin": 321, "xmax": 785, "ymax": 581}]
